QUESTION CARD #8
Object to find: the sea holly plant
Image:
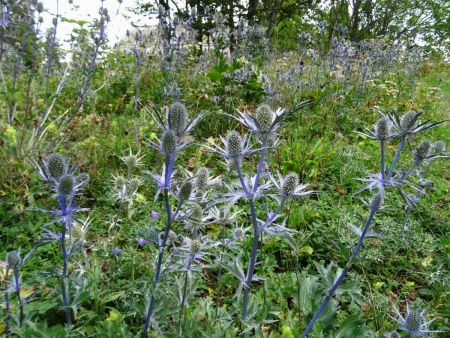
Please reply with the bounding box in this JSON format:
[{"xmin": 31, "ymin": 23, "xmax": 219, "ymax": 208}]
[
  {"xmin": 32, "ymin": 153, "xmax": 89, "ymax": 325},
  {"xmin": 205, "ymin": 101, "xmax": 313, "ymax": 321},
  {"xmin": 141, "ymin": 101, "xmax": 203, "ymax": 337},
  {"xmin": 300, "ymin": 110, "xmax": 445, "ymax": 337}
]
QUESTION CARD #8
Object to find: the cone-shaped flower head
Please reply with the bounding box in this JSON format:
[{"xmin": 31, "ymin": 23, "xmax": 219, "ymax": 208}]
[
  {"xmin": 375, "ymin": 117, "xmax": 391, "ymax": 140},
  {"xmin": 404, "ymin": 310, "xmax": 422, "ymax": 333},
  {"xmin": 191, "ymin": 204, "xmax": 203, "ymax": 224},
  {"xmin": 414, "ymin": 140, "xmax": 431, "ymax": 163},
  {"xmin": 195, "ymin": 167, "xmax": 209, "ymax": 190},
  {"xmin": 58, "ymin": 175, "xmax": 74, "ymax": 196},
  {"xmin": 282, "ymin": 172, "xmax": 299, "ymax": 196},
  {"xmin": 400, "ymin": 111, "xmax": 418, "ymax": 131},
  {"xmin": 386, "ymin": 332, "xmax": 401, "ymax": 338},
  {"xmin": 255, "ymin": 104, "xmax": 274, "ymax": 132},
  {"xmin": 161, "ymin": 129, "xmax": 177, "ymax": 156},
  {"xmin": 47, "ymin": 153, "xmax": 66, "ymax": 179},
  {"xmin": 179, "ymin": 180, "xmax": 194, "ymax": 201},
  {"xmin": 7, "ymin": 251, "xmax": 20, "ymax": 270},
  {"xmin": 226, "ymin": 131, "xmax": 242, "ymax": 158},
  {"xmin": 168, "ymin": 102, "xmax": 187, "ymax": 136},
  {"xmin": 190, "ymin": 239, "xmax": 201, "ymax": 253}
]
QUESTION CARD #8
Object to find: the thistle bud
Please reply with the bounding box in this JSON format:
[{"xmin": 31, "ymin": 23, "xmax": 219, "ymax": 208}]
[
  {"xmin": 400, "ymin": 111, "xmax": 418, "ymax": 130},
  {"xmin": 226, "ymin": 131, "xmax": 242, "ymax": 158},
  {"xmin": 179, "ymin": 181, "xmax": 193, "ymax": 201},
  {"xmin": 47, "ymin": 153, "xmax": 66, "ymax": 179},
  {"xmin": 168, "ymin": 102, "xmax": 187, "ymax": 136},
  {"xmin": 128, "ymin": 177, "xmax": 142, "ymax": 192},
  {"xmin": 58, "ymin": 175, "xmax": 74, "ymax": 196},
  {"xmin": 432, "ymin": 140, "xmax": 446, "ymax": 154},
  {"xmin": 195, "ymin": 167, "xmax": 209, "ymax": 190},
  {"xmin": 282, "ymin": 173, "xmax": 299, "ymax": 196},
  {"xmin": 375, "ymin": 117, "xmax": 391, "ymax": 140},
  {"xmin": 255, "ymin": 104, "xmax": 273, "ymax": 132},
  {"xmin": 7, "ymin": 251, "xmax": 20, "ymax": 270},
  {"xmin": 161, "ymin": 130, "xmax": 177, "ymax": 156},
  {"xmin": 190, "ymin": 239, "xmax": 201, "ymax": 253},
  {"xmin": 414, "ymin": 140, "xmax": 431, "ymax": 162}
]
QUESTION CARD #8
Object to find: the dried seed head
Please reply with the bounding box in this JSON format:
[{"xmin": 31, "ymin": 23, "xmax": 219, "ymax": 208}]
[
  {"xmin": 161, "ymin": 130, "xmax": 177, "ymax": 156},
  {"xmin": 255, "ymin": 104, "xmax": 274, "ymax": 132},
  {"xmin": 375, "ymin": 117, "xmax": 391, "ymax": 140},
  {"xmin": 195, "ymin": 167, "xmax": 209, "ymax": 190},
  {"xmin": 432, "ymin": 140, "xmax": 446, "ymax": 154},
  {"xmin": 168, "ymin": 102, "xmax": 187, "ymax": 136},
  {"xmin": 282, "ymin": 173, "xmax": 299, "ymax": 196},
  {"xmin": 190, "ymin": 239, "xmax": 201, "ymax": 253},
  {"xmin": 400, "ymin": 111, "xmax": 418, "ymax": 130},
  {"xmin": 405, "ymin": 310, "xmax": 422, "ymax": 332},
  {"xmin": 7, "ymin": 251, "xmax": 20, "ymax": 270},
  {"xmin": 47, "ymin": 153, "xmax": 66, "ymax": 179},
  {"xmin": 58, "ymin": 175, "xmax": 74, "ymax": 196},
  {"xmin": 226, "ymin": 131, "xmax": 242, "ymax": 158},
  {"xmin": 414, "ymin": 140, "xmax": 431, "ymax": 162},
  {"xmin": 179, "ymin": 181, "xmax": 193, "ymax": 200}
]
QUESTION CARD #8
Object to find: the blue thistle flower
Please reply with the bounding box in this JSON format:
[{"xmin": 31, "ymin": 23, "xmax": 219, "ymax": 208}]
[{"xmin": 391, "ymin": 303, "xmax": 443, "ymax": 337}]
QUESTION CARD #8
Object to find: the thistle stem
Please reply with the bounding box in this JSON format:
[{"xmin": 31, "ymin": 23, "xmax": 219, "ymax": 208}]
[
  {"xmin": 380, "ymin": 140, "xmax": 385, "ymax": 180},
  {"xmin": 176, "ymin": 257, "xmax": 193, "ymax": 338},
  {"xmin": 4, "ymin": 278, "xmax": 10, "ymax": 338},
  {"xmin": 141, "ymin": 188, "xmax": 173, "ymax": 337},
  {"xmin": 253, "ymin": 140, "xmax": 268, "ymax": 193},
  {"xmin": 59, "ymin": 195, "xmax": 72, "ymax": 326},
  {"xmin": 300, "ymin": 199, "xmax": 380, "ymax": 337},
  {"xmin": 387, "ymin": 137, "xmax": 405, "ymax": 179},
  {"xmin": 14, "ymin": 272, "xmax": 23, "ymax": 327}
]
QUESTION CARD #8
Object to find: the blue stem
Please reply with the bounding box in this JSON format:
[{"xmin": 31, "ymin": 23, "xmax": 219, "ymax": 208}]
[
  {"xmin": 176, "ymin": 256, "xmax": 193, "ymax": 338},
  {"xmin": 253, "ymin": 140, "xmax": 268, "ymax": 194},
  {"xmin": 300, "ymin": 200, "xmax": 379, "ymax": 337},
  {"xmin": 14, "ymin": 271, "xmax": 23, "ymax": 327},
  {"xmin": 59, "ymin": 195, "xmax": 72, "ymax": 325},
  {"xmin": 142, "ymin": 153, "xmax": 178, "ymax": 337},
  {"xmin": 4, "ymin": 285, "xmax": 10, "ymax": 337},
  {"xmin": 380, "ymin": 141, "xmax": 385, "ymax": 180},
  {"xmin": 387, "ymin": 138, "xmax": 405, "ymax": 180}
]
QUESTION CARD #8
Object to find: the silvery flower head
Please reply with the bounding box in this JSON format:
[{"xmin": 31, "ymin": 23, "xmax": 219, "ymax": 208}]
[
  {"xmin": 388, "ymin": 110, "xmax": 443, "ymax": 138},
  {"xmin": 195, "ymin": 167, "xmax": 209, "ymax": 191},
  {"xmin": 7, "ymin": 251, "xmax": 20, "ymax": 270},
  {"xmin": 229, "ymin": 104, "xmax": 291, "ymax": 142},
  {"xmin": 120, "ymin": 149, "xmax": 144, "ymax": 169},
  {"xmin": 34, "ymin": 153, "xmax": 89, "ymax": 196},
  {"xmin": 270, "ymin": 171, "xmax": 315, "ymax": 199},
  {"xmin": 391, "ymin": 303, "xmax": 442, "ymax": 337},
  {"xmin": 413, "ymin": 140, "xmax": 431, "ymax": 163},
  {"xmin": 204, "ymin": 131, "xmax": 254, "ymax": 161},
  {"xmin": 168, "ymin": 102, "xmax": 187, "ymax": 136}
]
